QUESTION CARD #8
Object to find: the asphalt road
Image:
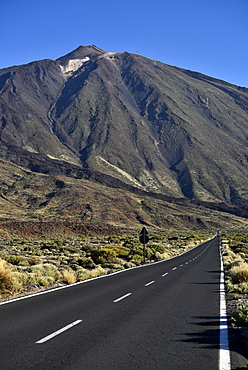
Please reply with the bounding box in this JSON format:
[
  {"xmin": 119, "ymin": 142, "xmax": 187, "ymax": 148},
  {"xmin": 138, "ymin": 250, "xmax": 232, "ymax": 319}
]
[{"xmin": 0, "ymin": 236, "xmax": 236, "ymax": 369}]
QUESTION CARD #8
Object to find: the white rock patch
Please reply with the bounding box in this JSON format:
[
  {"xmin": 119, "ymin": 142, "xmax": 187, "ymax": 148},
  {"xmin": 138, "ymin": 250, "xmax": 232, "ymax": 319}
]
[{"xmin": 60, "ymin": 57, "xmax": 90, "ymax": 77}]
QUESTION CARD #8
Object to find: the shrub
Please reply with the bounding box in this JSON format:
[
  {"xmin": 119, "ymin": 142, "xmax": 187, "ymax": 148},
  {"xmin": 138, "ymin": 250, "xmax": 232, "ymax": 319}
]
[
  {"xmin": 149, "ymin": 243, "xmax": 165, "ymax": 254},
  {"xmin": 226, "ymin": 280, "xmax": 248, "ymax": 293},
  {"xmin": 0, "ymin": 258, "xmax": 13, "ymax": 293},
  {"xmin": 10, "ymin": 272, "xmax": 28, "ymax": 292},
  {"xmin": 90, "ymin": 247, "xmax": 117, "ymax": 264},
  {"xmin": 128, "ymin": 245, "xmax": 144, "ymax": 260},
  {"xmin": 61, "ymin": 268, "xmax": 77, "ymax": 284},
  {"xmin": 229, "ymin": 262, "xmax": 248, "ymax": 284},
  {"xmin": 232, "ymin": 304, "xmax": 248, "ymax": 327},
  {"xmin": 150, "ymin": 234, "xmax": 164, "ymax": 241},
  {"xmin": 31, "ymin": 263, "xmax": 60, "ymax": 281},
  {"xmin": 78, "ymin": 257, "xmax": 95, "ymax": 268},
  {"xmin": 107, "ymin": 235, "xmax": 121, "ymax": 244},
  {"xmin": 130, "ymin": 254, "xmax": 143, "ymax": 263},
  {"xmin": 4, "ymin": 255, "xmax": 25, "ymax": 266},
  {"xmin": 37, "ymin": 276, "xmax": 54, "ymax": 286},
  {"xmin": 28, "ymin": 257, "xmax": 41, "ymax": 265}
]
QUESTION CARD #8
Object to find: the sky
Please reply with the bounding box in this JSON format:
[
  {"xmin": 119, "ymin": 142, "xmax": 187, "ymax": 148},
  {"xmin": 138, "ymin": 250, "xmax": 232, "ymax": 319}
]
[{"xmin": 1, "ymin": 0, "xmax": 248, "ymax": 87}]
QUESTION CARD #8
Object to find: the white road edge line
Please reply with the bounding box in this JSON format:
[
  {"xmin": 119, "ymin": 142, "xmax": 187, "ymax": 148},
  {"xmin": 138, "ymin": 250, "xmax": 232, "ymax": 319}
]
[
  {"xmin": 145, "ymin": 281, "xmax": 155, "ymax": 286},
  {"xmin": 36, "ymin": 319, "xmax": 82, "ymax": 344},
  {"xmin": 162, "ymin": 272, "xmax": 168, "ymax": 277},
  {"xmin": 219, "ymin": 242, "xmax": 231, "ymax": 370},
  {"xmin": 113, "ymin": 293, "xmax": 132, "ymax": 303}
]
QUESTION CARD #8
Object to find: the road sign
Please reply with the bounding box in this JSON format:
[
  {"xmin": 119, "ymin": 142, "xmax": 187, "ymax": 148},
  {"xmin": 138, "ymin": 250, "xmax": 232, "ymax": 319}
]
[{"xmin": 139, "ymin": 227, "xmax": 149, "ymax": 245}]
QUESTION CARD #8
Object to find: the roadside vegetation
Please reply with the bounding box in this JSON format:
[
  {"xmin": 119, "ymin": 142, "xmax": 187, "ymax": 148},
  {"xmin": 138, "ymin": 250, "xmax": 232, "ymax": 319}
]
[
  {"xmin": 0, "ymin": 231, "xmax": 209, "ymax": 301},
  {"xmin": 221, "ymin": 232, "xmax": 248, "ymax": 327}
]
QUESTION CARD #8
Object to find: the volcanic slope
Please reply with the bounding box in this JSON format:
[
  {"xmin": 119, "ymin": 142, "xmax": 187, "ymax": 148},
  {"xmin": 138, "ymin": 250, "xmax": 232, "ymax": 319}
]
[
  {"xmin": 0, "ymin": 45, "xmax": 248, "ymax": 205},
  {"xmin": 0, "ymin": 158, "xmax": 248, "ymax": 234}
]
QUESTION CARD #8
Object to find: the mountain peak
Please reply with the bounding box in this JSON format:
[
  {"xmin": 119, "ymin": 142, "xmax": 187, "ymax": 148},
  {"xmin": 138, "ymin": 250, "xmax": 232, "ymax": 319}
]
[
  {"xmin": 1, "ymin": 46, "xmax": 248, "ymax": 206},
  {"xmin": 57, "ymin": 45, "xmax": 105, "ymax": 64}
]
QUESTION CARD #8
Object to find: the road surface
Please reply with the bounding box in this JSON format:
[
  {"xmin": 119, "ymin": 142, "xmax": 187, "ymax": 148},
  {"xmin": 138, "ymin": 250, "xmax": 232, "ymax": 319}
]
[{"xmin": 0, "ymin": 236, "xmax": 241, "ymax": 369}]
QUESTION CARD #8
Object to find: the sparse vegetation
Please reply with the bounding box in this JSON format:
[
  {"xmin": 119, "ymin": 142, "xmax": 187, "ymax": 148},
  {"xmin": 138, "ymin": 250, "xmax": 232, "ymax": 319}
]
[
  {"xmin": 221, "ymin": 233, "xmax": 248, "ymax": 328},
  {"xmin": 0, "ymin": 231, "xmax": 210, "ymax": 300},
  {"xmin": 0, "ymin": 258, "xmax": 13, "ymax": 293},
  {"xmin": 232, "ymin": 304, "xmax": 248, "ymax": 327}
]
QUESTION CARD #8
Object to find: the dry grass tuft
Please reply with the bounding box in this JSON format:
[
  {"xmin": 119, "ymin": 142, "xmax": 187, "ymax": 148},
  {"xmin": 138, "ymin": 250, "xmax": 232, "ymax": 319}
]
[
  {"xmin": 230, "ymin": 262, "xmax": 248, "ymax": 284},
  {"xmin": 0, "ymin": 258, "xmax": 14, "ymax": 293},
  {"xmin": 61, "ymin": 268, "xmax": 77, "ymax": 284}
]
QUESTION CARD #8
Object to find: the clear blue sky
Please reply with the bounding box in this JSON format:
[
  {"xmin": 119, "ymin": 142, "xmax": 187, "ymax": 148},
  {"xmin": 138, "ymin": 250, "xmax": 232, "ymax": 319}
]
[{"xmin": 1, "ymin": 0, "xmax": 248, "ymax": 87}]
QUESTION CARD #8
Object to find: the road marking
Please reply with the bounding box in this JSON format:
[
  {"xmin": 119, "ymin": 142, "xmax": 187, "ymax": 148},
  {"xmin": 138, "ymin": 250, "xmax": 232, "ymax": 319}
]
[
  {"xmin": 36, "ymin": 319, "xmax": 82, "ymax": 344},
  {"xmin": 113, "ymin": 293, "xmax": 132, "ymax": 303},
  {"xmin": 162, "ymin": 272, "xmax": 168, "ymax": 277},
  {"xmin": 180, "ymin": 264, "xmax": 184, "ymax": 267},
  {"xmin": 145, "ymin": 281, "xmax": 155, "ymax": 286},
  {"xmin": 219, "ymin": 248, "xmax": 231, "ymax": 370},
  {"xmin": 172, "ymin": 267, "xmax": 177, "ymax": 270},
  {"xmin": 185, "ymin": 262, "xmax": 188, "ymax": 264}
]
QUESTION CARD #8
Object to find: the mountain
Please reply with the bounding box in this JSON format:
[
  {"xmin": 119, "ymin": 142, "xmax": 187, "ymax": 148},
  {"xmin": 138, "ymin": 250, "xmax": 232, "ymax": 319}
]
[
  {"xmin": 0, "ymin": 45, "xmax": 248, "ymax": 212},
  {"xmin": 0, "ymin": 158, "xmax": 248, "ymax": 234}
]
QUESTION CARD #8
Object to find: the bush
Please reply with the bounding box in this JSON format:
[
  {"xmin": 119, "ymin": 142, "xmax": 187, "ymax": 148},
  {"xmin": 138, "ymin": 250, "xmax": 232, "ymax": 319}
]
[
  {"xmin": 91, "ymin": 247, "xmax": 117, "ymax": 264},
  {"xmin": 229, "ymin": 262, "xmax": 248, "ymax": 284},
  {"xmin": 107, "ymin": 235, "xmax": 121, "ymax": 244},
  {"xmin": 130, "ymin": 254, "xmax": 143, "ymax": 263},
  {"xmin": 149, "ymin": 243, "xmax": 165, "ymax": 254},
  {"xmin": 78, "ymin": 257, "xmax": 95, "ymax": 268},
  {"xmin": 232, "ymin": 304, "xmax": 248, "ymax": 327},
  {"xmin": 0, "ymin": 258, "xmax": 13, "ymax": 293},
  {"xmin": 61, "ymin": 268, "xmax": 77, "ymax": 284},
  {"xmin": 31, "ymin": 263, "xmax": 60, "ymax": 282},
  {"xmin": 4, "ymin": 255, "xmax": 25, "ymax": 266}
]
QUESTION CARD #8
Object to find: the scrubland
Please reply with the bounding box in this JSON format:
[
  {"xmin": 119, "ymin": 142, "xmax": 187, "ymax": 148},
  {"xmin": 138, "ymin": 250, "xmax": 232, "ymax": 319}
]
[
  {"xmin": 1, "ymin": 230, "xmax": 247, "ymax": 328},
  {"xmin": 0, "ymin": 231, "xmax": 206, "ymax": 300},
  {"xmin": 221, "ymin": 233, "xmax": 248, "ymax": 327}
]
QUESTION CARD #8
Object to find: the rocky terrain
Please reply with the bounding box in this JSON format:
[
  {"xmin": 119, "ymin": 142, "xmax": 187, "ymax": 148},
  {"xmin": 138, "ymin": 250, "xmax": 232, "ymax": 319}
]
[{"xmin": 0, "ymin": 45, "xmax": 248, "ymax": 210}]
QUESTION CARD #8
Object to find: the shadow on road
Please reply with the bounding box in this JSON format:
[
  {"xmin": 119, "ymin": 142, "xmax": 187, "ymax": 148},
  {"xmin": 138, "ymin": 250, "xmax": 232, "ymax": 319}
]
[{"xmin": 175, "ymin": 315, "xmax": 248, "ymax": 368}]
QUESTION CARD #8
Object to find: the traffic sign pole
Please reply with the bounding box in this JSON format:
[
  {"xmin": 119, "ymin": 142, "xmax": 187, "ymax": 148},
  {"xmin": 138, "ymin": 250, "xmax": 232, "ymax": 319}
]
[{"xmin": 139, "ymin": 227, "xmax": 149, "ymax": 263}]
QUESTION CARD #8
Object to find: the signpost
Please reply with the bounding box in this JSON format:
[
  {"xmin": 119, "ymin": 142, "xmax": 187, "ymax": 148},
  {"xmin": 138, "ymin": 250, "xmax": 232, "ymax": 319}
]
[{"xmin": 139, "ymin": 227, "xmax": 149, "ymax": 263}]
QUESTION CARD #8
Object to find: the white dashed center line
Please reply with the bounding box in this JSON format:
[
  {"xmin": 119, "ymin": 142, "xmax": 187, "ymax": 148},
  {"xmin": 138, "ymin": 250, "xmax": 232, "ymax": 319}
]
[
  {"xmin": 145, "ymin": 281, "xmax": 155, "ymax": 286},
  {"xmin": 172, "ymin": 267, "xmax": 177, "ymax": 270},
  {"xmin": 113, "ymin": 293, "xmax": 132, "ymax": 303},
  {"xmin": 36, "ymin": 319, "xmax": 82, "ymax": 344},
  {"xmin": 162, "ymin": 272, "xmax": 168, "ymax": 277}
]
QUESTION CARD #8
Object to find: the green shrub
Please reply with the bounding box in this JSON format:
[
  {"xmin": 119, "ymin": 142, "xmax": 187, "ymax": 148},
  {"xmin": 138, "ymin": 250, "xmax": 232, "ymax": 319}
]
[
  {"xmin": 111, "ymin": 246, "xmax": 129, "ymax": 258},
  {"xmin": 91, "ymin": 247, "xmax": 117, "ymax": 264},
  {"xmin": 107, "ymin": 235, "xmax": 121, "ymax": 244},
  {"xmin": 130, "ymin": 254, "xmax": 143, "ymax": 263},
  {"xmin": 31, "ymin": 263, "xmax": 60, "ymax": 281},
  {"xmin": 232, "ymin": 304, "xmax": 248, "ymax": 327},
  {"xmin": 149, "ymin": 243, "xmax": 165, "ymax": 254},
  {"xmin": 5, "ymin": 255, "xmax": 25, "ymax": 266},
  {"xmin": 150, "ymin": 234, "xmax": 164, "ymax": 241},
  {"xmin": 28, "ymin": 257, "xmax": 41, "ymax": 265},
  {"xmin": 128, "ymin": 245, "xmax": 143, "ymax": 260},
  {"xmin": 78, "ymin": 257, "xmax": 95, "ymax": 268}
]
